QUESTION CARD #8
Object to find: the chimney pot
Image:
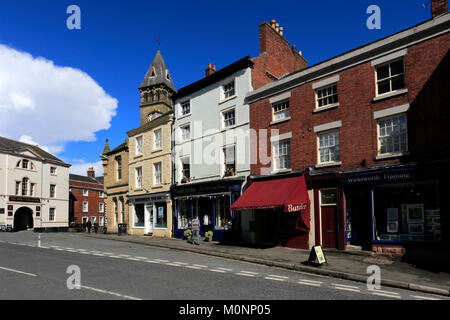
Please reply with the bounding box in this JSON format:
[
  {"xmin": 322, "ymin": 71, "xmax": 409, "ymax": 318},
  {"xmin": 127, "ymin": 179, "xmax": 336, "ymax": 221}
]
[
  {"xmin": 271, "ymin": 19, "xmax": 276, "ymax": 28},
  {"xmin": 205, "ymin": 63, "xmax": 216, "ymax": 76},
  {"xmin": 87, "ymin": 167, "xmax": 95, "ymax": 178}
]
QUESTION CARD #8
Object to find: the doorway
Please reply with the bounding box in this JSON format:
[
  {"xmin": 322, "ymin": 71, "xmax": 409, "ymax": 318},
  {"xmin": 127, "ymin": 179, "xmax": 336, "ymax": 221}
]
[
  {"xmin": 145, "ymin": 205, "xmax": 154, "ymax": 235},
  {"xmin": 14, "ymin": 207, "xmax": 34, "ymax": 231},
  {"xmin": 321, "ymin": 206, "xmax": 337, "ymax": 248}
]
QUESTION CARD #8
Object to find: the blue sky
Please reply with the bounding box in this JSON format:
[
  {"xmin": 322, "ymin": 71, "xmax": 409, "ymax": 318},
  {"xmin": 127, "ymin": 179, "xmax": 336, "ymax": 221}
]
[{"xmin": 0, "ymin": 0, "xmax": 433, "ymax": 175}]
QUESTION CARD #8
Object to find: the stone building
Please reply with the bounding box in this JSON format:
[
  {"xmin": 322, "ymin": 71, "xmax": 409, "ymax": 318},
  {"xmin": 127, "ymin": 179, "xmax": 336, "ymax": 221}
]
[
  {"xmin": 0, "ymin": 136, "xmax": 70, "ymax": 232},
  {"xmin": 100, "ymin": 138, "xmax": 130, "ymax": 233},
  {"xmin": 126, "ymin": 49, "xmax": 175, "ymax": 237}
]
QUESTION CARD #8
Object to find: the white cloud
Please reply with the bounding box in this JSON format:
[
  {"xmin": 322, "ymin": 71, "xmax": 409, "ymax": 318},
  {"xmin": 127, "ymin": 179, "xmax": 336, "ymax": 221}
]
[
  {"xmin": 69, "ymin": 160, "xmax": 104, "ymax": 176},
  {"xmin": 0, "ymin": 44, "xmax": 118, "ymax": 154}
]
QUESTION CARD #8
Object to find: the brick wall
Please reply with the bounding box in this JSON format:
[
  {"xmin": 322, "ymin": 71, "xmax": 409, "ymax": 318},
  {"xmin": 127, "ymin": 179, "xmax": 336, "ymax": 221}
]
[
  {"xmin": 250, "ymin": 32, "xmax": 450, "ymax": 175},
  {"xmin": 251, "ymin": 21, "xmax": 307, "ymax": 90},
  {"xmin": 70, "ymin": 180, "xmax": 105, "ymax": 225}
]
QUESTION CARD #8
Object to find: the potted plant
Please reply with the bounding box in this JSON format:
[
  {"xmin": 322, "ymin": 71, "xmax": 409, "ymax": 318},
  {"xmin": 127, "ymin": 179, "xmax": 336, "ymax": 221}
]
[
  {"xmin": 183, "ymin": 229, "xmax": 192, "ymax": 240},
  {"xmin": 224, "ymin": 167, "xmax": 235, "ymax": 177},
  {"xmin": 204, "ymin": 231, "xmax": 213, "ymax": 242},
  {"xmin": 181, "ymin": 176, "xmax": 190, "ymax": 183}
]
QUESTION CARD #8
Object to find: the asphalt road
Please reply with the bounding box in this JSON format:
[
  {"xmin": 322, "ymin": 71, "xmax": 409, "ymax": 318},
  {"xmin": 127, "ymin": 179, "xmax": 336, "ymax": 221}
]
[{"xmin": 0, "ymin": 231, "xmax": 446, "ymax": 300}]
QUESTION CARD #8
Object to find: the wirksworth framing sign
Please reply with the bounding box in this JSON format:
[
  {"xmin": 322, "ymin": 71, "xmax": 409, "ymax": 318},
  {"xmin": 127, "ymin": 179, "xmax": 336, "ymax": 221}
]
[{"xmin": 342, "ymin": 166, "xmax": 417, "ymax": 186}]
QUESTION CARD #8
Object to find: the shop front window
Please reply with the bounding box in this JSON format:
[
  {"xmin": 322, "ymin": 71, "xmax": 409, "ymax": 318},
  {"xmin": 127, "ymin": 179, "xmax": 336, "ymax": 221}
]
[
  {"xmin": 373, "ymin": 181, "xmax": 441, "ymax": 242},
  {"xmin": 134, "ymin": 204, "xmax": 145, "ymax": 227},
  {"xmin": 215, "ymin": 195, "xmax": 232, "ymax": 230},
  {"xmin": 155, "ymin": 202, "xmax": 167, "ymax": 228},
  {"xmin": 177, "ymin": 200, "xmax": 191, "ymax": 229}
]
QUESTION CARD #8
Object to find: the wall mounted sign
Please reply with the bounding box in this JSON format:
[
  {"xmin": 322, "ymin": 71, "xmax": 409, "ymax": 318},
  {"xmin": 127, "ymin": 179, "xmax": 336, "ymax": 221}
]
[
  {"xmin": 342, "ymin": 167, "xmax": 415, "ymax": 186},
  {"xmin": 8, "ymin": 196, "xmax": 41, "ymax": 203}
]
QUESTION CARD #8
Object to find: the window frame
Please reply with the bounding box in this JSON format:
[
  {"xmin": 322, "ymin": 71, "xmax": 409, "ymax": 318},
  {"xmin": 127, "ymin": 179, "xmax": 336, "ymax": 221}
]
[
  {"xmin": 272, "ymin": 139, "xmax": 291, "ymax": 171},
  {"xmin": 315, "ymin": 84, "xmax": 339, "ymax": 110},
  {"xmin": 377, "ymin": 113, "xmax": 408, "ymax": 156},
  {"xmin": 82, "ymin": 201, "xmax": 88, "ymax": 213},
  {"xmin": 154, "ymin": 129, "xmax": 162, "ymax": 150},
  {"xmin": 50, "ymin": 166, "xmax": 57, "ymax": 175},
  {"xmin": 136, "ymin": 136, "xmax": 143, "ymax": 156},
  {"xmin": 154, "ymin": 162, "xmax": 162, "ymax": 185},
  {"xmin": 222, "ymin": 80, "xmax": 235, "ymax": 100},
  {"xmin": 116, "ymin": 156, "xmax": 122, "ymax": 181},
  {"xmin": 180, "ymin": 124, "xmax": 191, "ymax": 142},
  {"xmin": 222, "ymin": 107, "xmax": 236, "ymax": 129},
  {"xmin": 49, "ymin": 208, "xmax": 55, "ymax": 221},
  {"xmin": 375, "ymin": 58, "xmax": 406, "ymax": 97},
  {"xmin": 180, "ymin": 100, "xmax": 191, "ymax": 117},
  {"xmin": 272, "ymin": 100, "xmax": 290, "ymax": 121},
  {"xmin": 99, "ymin": 203, "xmax": 105, "ymax": 213},
  {"xmin": 135, "ymin": 167, "xmax": 143, "ymax": 189},
  {"xmin": 317, "ymin": 129, "xmax": 341, "ymax": 165}
]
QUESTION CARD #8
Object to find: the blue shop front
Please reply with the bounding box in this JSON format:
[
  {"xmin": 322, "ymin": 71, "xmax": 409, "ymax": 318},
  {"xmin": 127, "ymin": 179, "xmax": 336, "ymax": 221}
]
[{"xmin": 172, "ymin": 177, "xmax": 245, "ymax": 242}]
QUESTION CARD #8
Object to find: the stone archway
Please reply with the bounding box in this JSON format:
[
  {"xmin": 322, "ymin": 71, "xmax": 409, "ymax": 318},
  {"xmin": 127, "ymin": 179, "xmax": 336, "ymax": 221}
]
[{"xmin": 14, "ymin": 207, "xmax": 34, "ymax": 232}]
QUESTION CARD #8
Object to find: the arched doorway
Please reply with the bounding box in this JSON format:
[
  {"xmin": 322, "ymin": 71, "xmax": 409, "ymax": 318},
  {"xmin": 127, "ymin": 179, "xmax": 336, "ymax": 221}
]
[{"xmin": 14, "ymin": 207, "xmax": 34, "ymax": 231}]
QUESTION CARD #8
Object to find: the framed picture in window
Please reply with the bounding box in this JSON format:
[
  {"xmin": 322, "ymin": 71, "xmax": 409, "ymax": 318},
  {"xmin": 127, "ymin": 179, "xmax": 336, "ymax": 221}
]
[
  {"xmin": 387, "ymin": 208, "xmax": 398, "ymax": 221},
  {"xmin": 387, "ymin": 221, "xmax": 398, "ymax": 233},
  {"xmin": 407, "ymin": 204, "xmax": 424, "ymax": 224},
  {"xmin": 408, "ymin": 223, "xmax": 424, "ymax": 234}
]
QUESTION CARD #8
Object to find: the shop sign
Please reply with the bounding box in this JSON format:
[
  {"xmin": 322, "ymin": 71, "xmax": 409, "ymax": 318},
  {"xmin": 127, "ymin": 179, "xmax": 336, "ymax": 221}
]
[
  {"xmin": 9, "ymin": 196, "xmax": 41, "ymax": 203},
  {"xmin": 286, "ymin": 203, "xmax": 308, "ymax": 212},
  {"xmin": 342, "ymin": 167, "xmax": 414, "ymax": 186},
  {"xmin": 307, "ymin": 245, "xmax": 327, "ymax": 266}
]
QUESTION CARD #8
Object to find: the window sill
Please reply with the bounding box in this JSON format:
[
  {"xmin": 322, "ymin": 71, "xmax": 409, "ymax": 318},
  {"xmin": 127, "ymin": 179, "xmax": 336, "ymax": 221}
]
[
  {"xmin": 178, "ymin": 113, "xmax": 191, "ymax": 120},
  {"xmin": 375, "ymin": 151, "xmax": 409, "ymax": 160},
  {"xmin": 315, "ymin": 161, "xmax": 342, "ymax": 168},
  {"xmin": 152, "ymin": 148, "xmax": 162, "ymax": 153},
  {"xmin": 219, "ymin": 95, "xmax": 237, "ymax": 104},
  {"xmin": 313, "ymin": 103, "xmax": 339, "ymax": 113},
  {"xmin": 373, "ymin": 89, "xmax": 408, "ymax": 102},
  {"xmin": 134, "ymin": 154, "xmax": 143, "ymax": 159},
  {"xmin": 270, "ymin": 117, "xmax": 291, "ymax": 126},
  {"xmin": 152, "ymin": 185, "xmax": 163, "ymax": 189},
  {"xmin": 221, "ymin": 125, "xmax": 237, "ymax": 131},
  {"xmin": 271, "ymin": 169, "xmax": 292, "ymax": 174}
]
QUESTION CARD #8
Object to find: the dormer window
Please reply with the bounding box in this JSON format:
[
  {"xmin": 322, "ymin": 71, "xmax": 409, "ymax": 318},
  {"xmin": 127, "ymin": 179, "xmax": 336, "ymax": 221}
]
[
  {"xmin": 166, "ymin": 70, "xmax": 170, "ymax": 80},
  {"xmin": 150, "ymin": 67, "xmax": 156, "ymax": 78}
]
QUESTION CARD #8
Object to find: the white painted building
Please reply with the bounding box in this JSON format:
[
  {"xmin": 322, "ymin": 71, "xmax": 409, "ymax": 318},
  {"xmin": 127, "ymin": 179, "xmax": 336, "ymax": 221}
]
[
  {"xmin": 171, "ymin": 57, "xmax": 254, "ymax": 241},
  {"xmin": 0, "ymin": 136, "xmax": 70, "ymax": 232}
]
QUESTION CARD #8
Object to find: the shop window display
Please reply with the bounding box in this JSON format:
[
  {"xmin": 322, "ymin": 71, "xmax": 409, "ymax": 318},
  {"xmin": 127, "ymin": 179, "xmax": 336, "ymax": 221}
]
[
  {"xmin": 373, "ymin": 181, "xmax": 441, "ymax": 242},
  {"xmin": 215, "ymin": 195, "xmax": 232, "ymax": 230},
  {"xmin": 177, "ymin": 200, "xmax": 191, "ymax": 229},
  {"xmin": 134, "ymin": 204, "xmax": 145, "ymax": 227},
  {"xmin": 155, "ymin": 202, "xmax": 167, "ymax": 228}
]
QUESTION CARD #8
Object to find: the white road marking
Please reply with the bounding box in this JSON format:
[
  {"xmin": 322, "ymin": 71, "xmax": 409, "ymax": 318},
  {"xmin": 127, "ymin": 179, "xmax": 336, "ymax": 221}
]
[
  {"xmin": 118, "ymin": 254, "xmax": 131, "ymax": 257},
  {"xmin": 155, "ymin": 259, "xmax": 169, "ymax": 262},
  {"xmin": 235, "ymin": 272, "xmax": 255, "ymax": 277},
  {"xmin": 298, "ymin": 279, "xmax": 322, "ymax": 284},
  {"xmin": 265, "ymin": 277, "xmax": 286, "ymax": 281},
  {"xmin": 217, "ymin": 267, "xmax": 233, "ymax": 271},
  {"xmin": 109, "ymin": 256, "xmax": 122, "ymax": 259},
  {"xmin": 267, "ymin": 275, "xmax": 289, "ymax": 279},
  {"xmin": 127, "ymin": 258, "xmax": 141, "ymax": 261},
  {"xmin": 167, "ymin": 263, "xmax": 182, "ymax": 266},
  {"xmin": 332, "ymin": 283, "xmax": 360, "ymax": 289},
  {"xmin": 371, "ymin": 292, "xmax": 402, "ymax": 299},
  {"xmin": 184, "ymin": 265, "xmax": 201, "ymax": 269},
  {"xmin": 298, "ymin": 281, "xmax": 321, "ymax": 287},
  {"xmin": 172, "ymin": 261, "xmax": 188, "ymax": 265},
  {"xmin": 80, "ymin": 285, "xmax": 142, "ymax": 300},
  {"xmin": 135, "ymin": 257, "xmax": 148, "ymax": 260},
  {"xmin": 210, "ymin": 269, "xmax": 226, "ymax": 273},
  {"xmin": 0, "ymin": 266, "xmax": 37, "ymax": 277},
  {"xmin": 93, "ymin": 254, "xmax": 106, "ymax": 256},
  {"xmin": 193, "ymin": 264, "xmax": 208, "ymax": 268},
  {"xmin": 238, "ymin": 271, "xmax": 258, "ymax": 275},
  {"xmin": 410, "ymin": 295, "xmax": 441, "ymax": 300},
  {"xmin": 145, "ymin": 260, "xmax": 161, "ymax": 264},
  {"xmin": 333, "ymin": 286, "xmax": 361, "ymax": 293}
]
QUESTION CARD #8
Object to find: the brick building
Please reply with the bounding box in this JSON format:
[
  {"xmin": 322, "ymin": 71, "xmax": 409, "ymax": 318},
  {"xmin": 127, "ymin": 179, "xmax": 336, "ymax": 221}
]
[
  {"xmin": 233, "ymin": 2, "xmax": 449, "ymax": 259},
  {"xmin": 69, "ymin": 167, "xmax": 106, "ymax": 230}
]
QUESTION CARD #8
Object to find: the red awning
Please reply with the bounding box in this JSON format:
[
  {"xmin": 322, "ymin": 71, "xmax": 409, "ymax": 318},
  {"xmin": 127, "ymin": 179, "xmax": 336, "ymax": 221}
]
[{"xmin": 230, "ymin": 175, "xmax": 310, "ymax": 231}]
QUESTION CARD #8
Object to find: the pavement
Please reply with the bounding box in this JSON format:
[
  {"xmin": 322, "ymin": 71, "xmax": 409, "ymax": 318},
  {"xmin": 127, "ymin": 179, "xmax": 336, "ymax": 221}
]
[{"xmin": 85, "ymin": 232, "xmax": 450, "ymax": 297}]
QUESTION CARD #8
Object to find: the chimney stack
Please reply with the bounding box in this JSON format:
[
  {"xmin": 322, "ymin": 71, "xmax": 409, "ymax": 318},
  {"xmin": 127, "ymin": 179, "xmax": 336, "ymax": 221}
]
[
  {"xmin": 431, "ymin": 0, "xmax": 448, "ymax": 17},
  {"xmin": 205, "ymin": 63, "xmax": 216, "ymax": 76},
  {"xmin": 87, "ymin": 167, "xmax": 95, "ymax": 178}
]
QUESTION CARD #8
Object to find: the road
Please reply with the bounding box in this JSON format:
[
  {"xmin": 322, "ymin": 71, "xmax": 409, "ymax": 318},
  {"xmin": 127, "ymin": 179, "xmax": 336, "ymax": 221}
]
[{"xmin": 0, "ymin": 231, "xmax": 446, "ymax": 300}]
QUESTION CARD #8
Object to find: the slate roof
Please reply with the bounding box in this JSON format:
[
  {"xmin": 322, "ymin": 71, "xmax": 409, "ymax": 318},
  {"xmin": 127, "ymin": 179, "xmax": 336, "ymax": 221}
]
[
  {"xmin": 69, "ymin": 174, "xmax": 104, "ymax": 185},
  {"xmin": 0, "ymin": 136, "xmax": 70, "ymax": 167},
  {"xmin": 139, "ymin": 49, "xmax": 176, "ymax": 92}
]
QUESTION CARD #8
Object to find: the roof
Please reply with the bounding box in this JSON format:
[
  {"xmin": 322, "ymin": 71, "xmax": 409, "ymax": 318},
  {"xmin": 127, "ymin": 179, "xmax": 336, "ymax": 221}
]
[
  {"xmin": 173, "ymin": 56, "xmax": 254, "ymax": 100},
  {"xmin": 126, "ymin": 111, "xmax": 173, "ymax": 137},
  {"xmin": 104, "ymin": 141, "xmax": 128, "ymax": 156},
  {"xmin": 247, "ymin": 13, "xmax": 450, "ymax": 103},
  {"xmin": 0, "ymin": 136, "xmax": 70, "ymax": 167},
  {"xmin": 139, "ymin": 49, "xmax": 176, "ymax": 92},
  {"xmin": 69, "ymin": 174, "xmax": 103, "ymax": 185}
]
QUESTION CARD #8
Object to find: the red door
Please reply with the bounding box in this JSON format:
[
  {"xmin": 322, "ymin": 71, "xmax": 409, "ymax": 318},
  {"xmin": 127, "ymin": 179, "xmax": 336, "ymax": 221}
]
[{"xmin": 321, "ymin": 206, "xmax": 337, "ymax": 248}]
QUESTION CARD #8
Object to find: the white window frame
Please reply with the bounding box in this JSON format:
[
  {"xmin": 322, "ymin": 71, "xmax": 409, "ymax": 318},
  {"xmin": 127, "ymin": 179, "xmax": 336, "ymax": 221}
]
[
  {"xmin": 154, "ymin": 162, "xmax": 162, "ymax": 185},
  {"xmin": 272, "ymin": 100, "xmax": 290, "ymax": 121},
  {"xmin": 222, "ymin": 80, "xmax": 235, "ymax": 100},
  {"xmin": 99, "ymin": 203, "xmax": 105, "ymax": 213},
  {"xmin": 83, "ymin": 189, "xmax": 88, "ymax": 196},
  {"xmin": 49, "ymin": 184, "xmax": 56, "ymax": 198},
  {"xmin": 99, "ymin": 216, "xmax": 105, "ymax": 227},
  {"xmin": 223, "ymin": 145, "xmax": 236, "ymax": 177},
  {"xmin": 50, "ymin": 167, "xmax": 57, "ymax": 175},
  {"xmin": 375, "ymin": 58, "xmax": 406, "ymax": 97},
  {"xmin": 99, "ymin": 191, "xmax": 104, "ymax": 198},
  {"xmin": 317, "ymin": 129, "xmax": 341, "ymax": 165},
  {"xmin": 30, "ymin": 183, "xmax": 35, "ymax": 197},
  {"xmin": 135, "ymin": 167, "xmax": 143, "ymax": 188},
  {"xmin": 180, "ymin": 124, "xmax": 191, "ymax": 142},
  {"xmin": 154, "ymin": 129, "xmax": 162, "ymax": 150},
  {"xmin": 91, "ymin": 216, "xmax": 96, "ymax": 224},
  {"xmin": 83, "ymin": 201, "xmax": 88, "ymax": 213},
  {"xmin": 180, "ymin": 156, "xmax": 190, "ymax": 182},
  {"xmin": 222, "ymin": 107, "xmax": 236, "ymax": 129},
  {"xmin": 136, "ymin": 136, "xmax": 143, "ymax": 155},
  {"xmin": 15, "ymin": 181, "xmax": 21, "ymax": 195},
  {"xmin": 180, "ymin": 100, "xmax": 191, "ymax": 116},
  {"xmin": 116, "ymin": 157, "xmax": 122, "ymax": 181},
  {"xmin": 315, "ymin": 84, "xmax": 339, "ymax": 109},
  {"xmin": 272, "ymin": 139, "xmax": 291, "ymax": 171},
  {"xmin": 377, "ymin": 113, "xmax": 408, "ymax": 156}
]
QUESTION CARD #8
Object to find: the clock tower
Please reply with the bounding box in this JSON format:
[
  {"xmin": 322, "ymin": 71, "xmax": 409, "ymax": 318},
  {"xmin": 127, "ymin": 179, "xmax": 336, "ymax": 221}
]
[{"xmin": 138, "ymin": 49, "xmax": 176, "ymax": 125}]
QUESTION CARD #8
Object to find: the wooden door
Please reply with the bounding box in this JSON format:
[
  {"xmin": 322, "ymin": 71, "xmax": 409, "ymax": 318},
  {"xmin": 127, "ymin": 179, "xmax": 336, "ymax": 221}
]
[{"xmin": 321, "ymin": 206, "xmax": 337, "ymax": 248}]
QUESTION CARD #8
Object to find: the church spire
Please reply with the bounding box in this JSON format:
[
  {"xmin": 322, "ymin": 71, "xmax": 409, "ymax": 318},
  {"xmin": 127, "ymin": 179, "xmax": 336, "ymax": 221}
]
[{"xmin": 139, "ymin": 49, "xmax": 176, "ymax": 92}]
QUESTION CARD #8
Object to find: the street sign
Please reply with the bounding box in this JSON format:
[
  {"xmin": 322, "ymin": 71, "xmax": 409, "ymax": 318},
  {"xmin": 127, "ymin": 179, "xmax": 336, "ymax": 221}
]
[{"xmin": 307, "ymin": 245, "xmax": 327, "ymax": 266}]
